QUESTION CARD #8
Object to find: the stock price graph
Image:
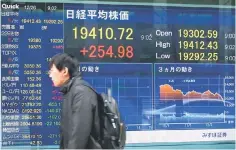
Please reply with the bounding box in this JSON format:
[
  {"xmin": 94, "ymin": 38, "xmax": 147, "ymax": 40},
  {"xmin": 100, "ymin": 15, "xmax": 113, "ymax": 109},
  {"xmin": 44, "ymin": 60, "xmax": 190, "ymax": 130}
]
[
  {"xmin": 153, "ymin": 64, "xmax": 235, "ymax": 130},
  {"xmin": 80, "ymin": 63, "xmax": 153, "ymax": 131}
]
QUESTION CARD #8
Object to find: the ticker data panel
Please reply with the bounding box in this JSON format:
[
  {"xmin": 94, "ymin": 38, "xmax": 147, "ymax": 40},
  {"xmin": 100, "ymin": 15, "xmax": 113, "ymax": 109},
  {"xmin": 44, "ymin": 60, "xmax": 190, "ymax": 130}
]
[
  {"xmin": 1, "ymin": 1, "xmax": 235, "ymax": 147},
  {"xmin": 1, "ymin": 2, "xmax": 64, "ymax": 147}
]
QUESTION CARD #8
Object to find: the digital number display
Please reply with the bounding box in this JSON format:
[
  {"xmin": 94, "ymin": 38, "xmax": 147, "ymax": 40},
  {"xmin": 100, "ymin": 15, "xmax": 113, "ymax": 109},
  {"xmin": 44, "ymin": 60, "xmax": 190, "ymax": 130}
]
[
  {"xmin": 1, "ymin": 1, "xmax": 235, "ymax": 148},
  {"xmin": 73, "ymin": 27, "xmax": 134, "ymax": 40}
]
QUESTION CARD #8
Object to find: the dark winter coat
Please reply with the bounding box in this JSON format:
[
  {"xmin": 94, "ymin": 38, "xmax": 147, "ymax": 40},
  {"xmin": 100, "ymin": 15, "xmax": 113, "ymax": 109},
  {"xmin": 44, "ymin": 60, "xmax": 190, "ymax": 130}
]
[{"xmin": 59, "ymin": 75, "xmax": 101, "ymax": 149}]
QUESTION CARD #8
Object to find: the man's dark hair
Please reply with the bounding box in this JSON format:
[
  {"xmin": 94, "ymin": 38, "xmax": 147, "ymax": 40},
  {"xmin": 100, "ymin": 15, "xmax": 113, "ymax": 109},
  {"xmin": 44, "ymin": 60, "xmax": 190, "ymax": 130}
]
[{"xmin": 49, "ymin": 53, "xmax": 80, "ymax": 78}]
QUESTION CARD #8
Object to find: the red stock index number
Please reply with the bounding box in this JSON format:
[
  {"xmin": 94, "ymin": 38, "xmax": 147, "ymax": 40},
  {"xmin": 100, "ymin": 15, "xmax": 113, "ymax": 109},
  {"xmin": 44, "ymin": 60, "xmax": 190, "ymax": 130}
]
[{"xmin": 80, "ymin": 45, "xmax": 134, "ymax": 59}]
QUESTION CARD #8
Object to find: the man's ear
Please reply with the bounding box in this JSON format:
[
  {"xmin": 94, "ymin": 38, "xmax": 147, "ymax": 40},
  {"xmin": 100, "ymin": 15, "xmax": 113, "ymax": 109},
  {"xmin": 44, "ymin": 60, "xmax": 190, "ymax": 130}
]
[{"xmin": 63, "ymin": 67, "xmax": 69, "ymax": 76}]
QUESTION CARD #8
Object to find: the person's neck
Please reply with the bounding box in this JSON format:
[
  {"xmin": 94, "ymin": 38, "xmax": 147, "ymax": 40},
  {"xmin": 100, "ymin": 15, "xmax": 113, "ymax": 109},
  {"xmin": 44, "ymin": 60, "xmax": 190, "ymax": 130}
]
[
  {"xmin": 61, "ymin": 76, "xmax": 70, "ymax": 86},
  {"xmin": 64, "ymin": 76, "xmax": 70, "ymax": 82}
]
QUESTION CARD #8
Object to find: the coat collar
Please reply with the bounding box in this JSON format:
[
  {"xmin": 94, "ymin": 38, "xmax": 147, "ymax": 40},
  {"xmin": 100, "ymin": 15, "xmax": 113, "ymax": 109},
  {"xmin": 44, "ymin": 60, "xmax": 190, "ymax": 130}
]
[{"xmin": 60, "ymin": 75, "xmax": 82, "ymax": 94}]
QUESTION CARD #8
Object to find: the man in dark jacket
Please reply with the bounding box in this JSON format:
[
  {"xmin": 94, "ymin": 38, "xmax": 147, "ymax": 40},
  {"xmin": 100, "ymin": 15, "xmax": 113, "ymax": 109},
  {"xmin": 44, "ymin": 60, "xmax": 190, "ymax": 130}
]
[{"xmin": 48, "ymin": 53, "xmax": 101, "ymax": 149}]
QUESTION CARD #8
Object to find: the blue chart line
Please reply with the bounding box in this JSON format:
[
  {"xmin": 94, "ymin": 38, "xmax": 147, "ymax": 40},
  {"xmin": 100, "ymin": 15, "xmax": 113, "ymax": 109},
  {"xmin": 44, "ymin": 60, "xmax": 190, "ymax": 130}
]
[
  {"xmin": 153, "ymin": 64, "xmax": 235, "ymax": 130},
  {"xmin": 81, "ymin": 63, "xmax": 153, "ymax": 131}
]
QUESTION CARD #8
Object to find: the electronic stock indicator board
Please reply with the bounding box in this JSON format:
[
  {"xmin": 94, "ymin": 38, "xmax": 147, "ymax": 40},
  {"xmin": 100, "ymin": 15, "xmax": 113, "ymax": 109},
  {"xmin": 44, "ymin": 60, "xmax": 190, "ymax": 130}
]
[{"xmin": 1, "ymin": 1, "xmax": 235, "ymax": 148}]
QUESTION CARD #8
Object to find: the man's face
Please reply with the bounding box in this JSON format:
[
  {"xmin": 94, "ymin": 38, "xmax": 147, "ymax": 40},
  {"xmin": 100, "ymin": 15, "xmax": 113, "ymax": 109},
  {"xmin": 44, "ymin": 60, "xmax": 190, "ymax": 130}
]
[{"xmin": 49, "ymin": 64, "xmax": 69, "ymax": 87}]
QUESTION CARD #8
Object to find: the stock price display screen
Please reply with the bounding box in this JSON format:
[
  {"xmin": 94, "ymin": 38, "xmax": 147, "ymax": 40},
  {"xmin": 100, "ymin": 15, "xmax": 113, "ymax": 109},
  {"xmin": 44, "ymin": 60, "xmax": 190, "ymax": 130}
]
[{"xmin": 1, "ymin": 1, "xmax": 235, "ymax": 148}]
